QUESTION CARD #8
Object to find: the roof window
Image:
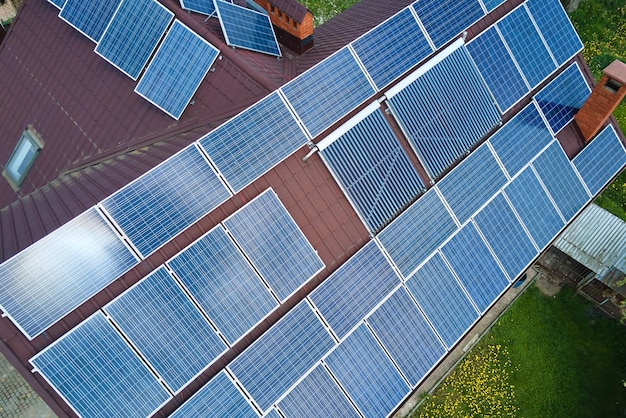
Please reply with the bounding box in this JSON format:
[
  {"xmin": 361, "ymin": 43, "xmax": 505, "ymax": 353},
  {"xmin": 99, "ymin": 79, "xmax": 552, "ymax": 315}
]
[{"xmin": 2, "ymin": 126, "xmax": 44, "ymax": 190}]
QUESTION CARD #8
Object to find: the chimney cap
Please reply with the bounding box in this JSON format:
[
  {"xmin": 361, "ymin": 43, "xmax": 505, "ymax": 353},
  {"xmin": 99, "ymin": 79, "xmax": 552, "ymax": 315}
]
[{"xmin": 602, "ymin": 60, "xmax": 626, "ymax": 85}]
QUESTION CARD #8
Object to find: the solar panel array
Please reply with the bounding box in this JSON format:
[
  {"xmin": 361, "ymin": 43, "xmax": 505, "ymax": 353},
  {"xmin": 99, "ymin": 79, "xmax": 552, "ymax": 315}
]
[
  {"xmin": 103, "ymin": 267, "xmax": 227, "ymax": 393},
  {"xmin": 280, "ymin": 47, "xmax": 376, "ymax": 138},
  {"xmin": 59, "ymin": 0, "xmax": 122, "ymax": 42},
  {"xmin": 573, "ymin": 125, "xmax": 626, "ymax": 195},
  {"xmin": 95, "ymin": 0, "xmax": 173, "ymax": 80},
  {"xmin": 320, "ymin": 107, "xmax": 425, "ymax": 233},
  {"xmin": 47, "ymin": 0, "xmax": 66, "ymax": 9},
  {"xmin": 199, "ymin": 92, "xmax": 309, "ymax": 192},
  {"xmin": 386, "ymin": 45, "xmax": 501, "ymax": 180},
  {"xmin": 101, "ymin": 144, "xmax": 231, "ymax": 258},
  {"xmin": 411, "ymin": 0, "xmax": 484, "ymax": 48},
  {"xmin": 214, "ymin": 0, "xmax": 281, "ymax": 56},
  {"xmin": 167, "ymin": 225, "xmax": 278, "ymax": 345},
  {"xmin": 223, "ymin": 190, "xmax": 324, "ymax": 301},
  {"xmin": 135, "ymin": 20, "xmax": 219, "ymax": 120},
  {"xmin": 534, "ymin": 63, "xmax": 591, "ymax": 134},
  {"xmin": 0, "ymin": 208, "xmax": 138, "ymax": 340},
  {"xmin": 30, "ymin": 313, "xmax": 170, "ymax": 418},
  {"xmin": 180, "ymin": 0, "xmax": 216, "ymax": 16}
]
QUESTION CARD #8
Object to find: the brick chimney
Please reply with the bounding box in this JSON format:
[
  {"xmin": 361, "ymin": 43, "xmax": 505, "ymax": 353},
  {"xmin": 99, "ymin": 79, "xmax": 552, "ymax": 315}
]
[{"xmin": 574, "ymin": 60, "xmax": 626, "ymax": 142}]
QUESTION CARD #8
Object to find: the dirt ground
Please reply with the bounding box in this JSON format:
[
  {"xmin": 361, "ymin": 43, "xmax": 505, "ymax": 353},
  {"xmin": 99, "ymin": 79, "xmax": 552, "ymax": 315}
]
[{"xmin": 534, "ymin": 271, "xmax": 564, "ymax": 297}]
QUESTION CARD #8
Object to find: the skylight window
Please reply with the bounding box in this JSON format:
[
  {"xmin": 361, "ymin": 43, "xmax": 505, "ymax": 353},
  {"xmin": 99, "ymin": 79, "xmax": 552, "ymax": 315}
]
[{"xmin": 2, "ymin": 126, "xmax": 44, "ymax": 190}]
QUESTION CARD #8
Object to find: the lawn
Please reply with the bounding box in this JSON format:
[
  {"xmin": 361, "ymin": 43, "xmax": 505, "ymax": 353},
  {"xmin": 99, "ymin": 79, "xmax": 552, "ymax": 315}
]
[{"xmin": 413, "ymin": 285, "xmax": 626, "ymax": 417}]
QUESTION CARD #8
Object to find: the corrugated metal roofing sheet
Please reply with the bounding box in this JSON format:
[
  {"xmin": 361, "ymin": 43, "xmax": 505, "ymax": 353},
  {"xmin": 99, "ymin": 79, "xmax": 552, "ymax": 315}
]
[{"xmin": 554, "ymin": 203, "xmax": 626, "ymax": 276}]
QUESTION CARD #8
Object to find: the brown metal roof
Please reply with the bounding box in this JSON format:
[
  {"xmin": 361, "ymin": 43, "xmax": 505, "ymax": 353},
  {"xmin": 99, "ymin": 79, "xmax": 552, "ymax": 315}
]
[{"xmin": 268, "ymin": 0, "xmax": 309, "ymax": 23}]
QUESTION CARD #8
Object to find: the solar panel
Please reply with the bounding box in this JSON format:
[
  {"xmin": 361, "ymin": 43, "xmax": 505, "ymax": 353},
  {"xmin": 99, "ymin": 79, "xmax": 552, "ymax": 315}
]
[
  {"xmin": 223, "ymin": 189, "xmax": 324, "ymax": 301},
  {"xmin": 351, "ymin": 7, "xmax": 433, "ymax": 90},
  {"xmin": 412, "ymin": 0, "xmax": 485, "ymax": 48},
  {"xmin": 103, "ymin": 267, "xmax": 227, "ymax": 393},
  {"xmin": 101, "ymin": 145, "xmax": 231, "ymax": 258},
  {"xmin": 503, "ymin": 167, "xmax": 564, "ymax": 250},
  {"xmin": 386, "ymin": 46, "xmax": 501, "ymax": 180},
  {"xmin": 441, "ymin": 223, "xmax": 509, "ymax": 312},
  {"xmin": 436, "ymin": 144, "xmax": 508, "ymax": 225},
  {"xmin": 473, "ymin": 194, "xmax": 538, "ymax": 280},
  {"xmin": 280, "ymin": 47, "xmax": 376, "ymax": 138},
  {"xmin": 534, "ymin": 63, "xmax": 590, "ymax": 134},
  {"xmin": 308, "ymin": 240, "xmax": 401, "ymax": 340},
  {"xmin": 497, "ymin": 6, "xmax": 556, "ymax": 88},
  {"xmin": 135, "ymin": 20, "xmax": 219, "ymax": 119},
  {"xmin": 278, "ymin": 365, "xmax": 361, "ymax": 418},
  {"xmin": 406, "ymin": 253, "xmax": 479, "ymax": 348},
  {"xmin": 367, "ymin": 287, "xmax": 446, "ymax": 386},
  {"xmin": 265, "ymin": 410, "xmax": 281, "ymax": 418},
  {"xmin": 228, "ymin": 301, "xmax": 335, "ymax": 413},
  {"xmin": 47, "ymin": 0, "xmax": 66, "ymax": 9},
  {"xmin": 482, "ymin": 0, "xmax": 504, "ymax": 12},
  {"xmin": 180, "ymin": 0, "xmax": 215, "ymax": 16},
  {"xmin": 377, "ymin": 188, "xmax": 458, "ymax": 278},
  {"xmin": 466, "ymin": 26, "xmax": 528, "ymax": 112},
  {"xmin": 526, "ymin": 0, "xmax": 583, "ymax": 65},
  {"xmin": 0, "ymin": 207, "xmax": 138, "ymax": 340},
  {"xmin": 325, "ymin": 324, "xmax": 410, "ymax": 418},
  {"xmin": 573, "ymin": 125, "xmax": 626, "ymax": 196},
  {"xmin": 170, "ymin": 371, "xmax": 257, "ymax": 418},
  {"xmin": 59, "ymin": 0, "xmax": 122, "ymax": 42},
  {"xmin": 198, "ymin": 92, "xmax": 309, "ymax": 192},
  {"xmin": 531, "ymin": 141, "xmax": 590, "ymax": 221},
  {"xmin": 95, "ymin": 0, "xmax": 173, "ymax": 80},
  {"xmin": 167, "ymin": 225, "xmax": 278, "ymax": 345},
  {"xmin": 320, "ymin": 108, "xmax": 425, "ymax": 233},
  {"xmin": 488, "ymin": 103, "xmax": 553, "ymax": 177},
  {"xmin": 30, "ymin": 313, "xmax": 170, "ymax": 418},
  {"xmin": 214, "ymin": 0, "xmax": 281, "ymax": 56}
]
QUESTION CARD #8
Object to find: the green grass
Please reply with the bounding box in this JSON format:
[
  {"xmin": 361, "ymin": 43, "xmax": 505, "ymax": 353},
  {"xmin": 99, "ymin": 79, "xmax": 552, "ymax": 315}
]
[
  {"xmin": 299, "ymin": 0, "xmax": 360, "ymax": 26},
  {"xmin": 413, "ymin": 286, "xmax": 626, "ymax": 417}
]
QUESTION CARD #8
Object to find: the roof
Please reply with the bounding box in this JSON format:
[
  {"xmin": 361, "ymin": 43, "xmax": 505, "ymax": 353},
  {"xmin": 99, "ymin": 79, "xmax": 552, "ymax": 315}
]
[
  {"xmin": 554, "ymin": 203, "xmax": 626, "ymax": 276},
  {"xmin": 268, "ymin": 0, "xmax": 309, "ymax": 23},
  {"xmin": 603, "ymin": 59, "xmax": 626, "ymax": 84}
]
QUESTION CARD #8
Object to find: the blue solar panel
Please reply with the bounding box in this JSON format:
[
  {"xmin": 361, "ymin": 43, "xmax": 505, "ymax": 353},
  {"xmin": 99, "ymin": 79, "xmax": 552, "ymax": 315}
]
[
  {"xmin": 412, "ymin": 0, "xmax": 484, "ymax": 48},
  {"xmin": 101, "ymin": 145, "xmax": 231, "ymax": 258},
  {"xmin": 573, "ymin": 125, "xmax": 626, "ymax": 195},
  {"xmin": 228, "ymin": 301, "xmax": 335, "ymax": 412},
  {"xmin": 168, "ymin": 225, "xmax": 278, "ymax": 345},
  {"xmin": 406, "ymin": 253, "xmax": 479, "ymax": 348},
  {"xmin": 199, "ymin": 92, "xmax": 308, "ymax": 192},
  {"xmin": 497, "ymin": 6, "xmax": 556, "ymax": 88},
  {"xmin": 214, "ymin": 0, "xmax": 281, "ymax": 56},
  {"xmin": 280, "ymin": 47, "xmax": 375, "ymax": 138},
  {"xmin": 309, "ymin": 241, "xmax": 401, "ymax": 340},
  {"xmin": 325, "ymin": 324, "xmax": 410, "ymax": 418},
  {"xmin": 180, "ymin": 0, "xmax": 215, "ymax": 16},
  {"xmin": 441, "ymin": 223, "xmax": 509, "ymax": 312},
  {"xmin": 387, "ymin": 46, "xmax": 501, "ymax": 179},
  {"xmin": 30, "ymin": 313, "xmax": 170, "ymax": 418},
  {"xmin": 532, "ymin": 141, "xmax": 590, "ymax": 221},
  {"xmin": 59, "ymin": 0, "xmax": 121, "ymax": 42},
  {"xmin": 170, "ymin": 371, "xmax": 257, "ymax": 418},
  {"xmin": 223, "ymin": 189, "xmax": 324, "ymax": 301},
  {"xmin": 466, "ymin": 26, "xmax": 528, "ymax": 112},
  {"xmin": 321, "ymin": 108, "xmax": 425, "ymax": 233},
  {"xmin": 488, "ymin": 103, "xmax": 553, "ymax": 177},
  {"xmin": 47, "ymin": 0, "xmax": 66, "ymax": 9},
  {"xmin": 104, "ymin": 267, "xmax": 227, "ymax": 393},
  {"xmin": 0, "ymin": 208, "xmax": 137, "ymax": 340},
  {"xmin": 526, "ymin": 0, "xmax": 583, "ymax": 65},
  {"xmin": 265, "ymin": 410, "xmax": 281, "ymax": 418},
  {"xmin": 482, "ymin": 0, "xmax": 504, "ymax": 11},
  {"xmin": 437, "ymin": 144, "xmax": 508, "ymax": 225},
  {"xmin": 473, "ymin": 194, "xmax": 538, "ymax": 280},
  {"xmin": 377, "ymin": 189, "xmax": 458, "ymax": 278},
  {"xmin": 278, "ymin": 365, "xmax": 361, "ymax": 418},
  {"xmin": 367, "ymin": 287, "xmax": 446, "ymax": 386},
  {"xmin": 135, "ymin": 20, "xmax": 219, "ymax": 119},
  {"xmin": 351, "ymin": 8, "xmax": 433, "ymax": 90},
  {"xmin": 534, "ymin": 63, "xmax": 590, "ymax": 134},
  {"xmin": 95, "ymin": 0, "xmax": 173, "ymax": 80},
  {"xmin": 504, "ymin": 167, "xmax": 564, "ymax": 249}
]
